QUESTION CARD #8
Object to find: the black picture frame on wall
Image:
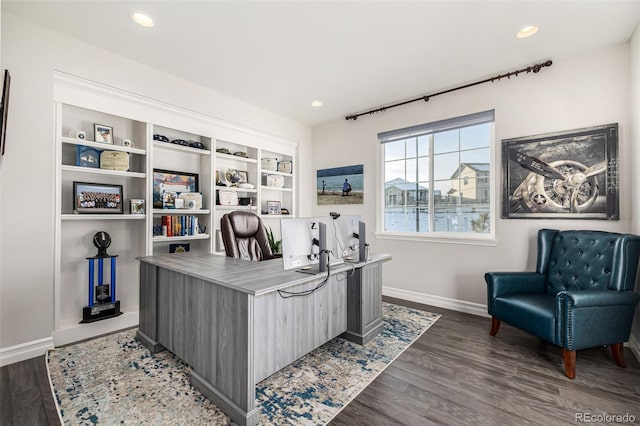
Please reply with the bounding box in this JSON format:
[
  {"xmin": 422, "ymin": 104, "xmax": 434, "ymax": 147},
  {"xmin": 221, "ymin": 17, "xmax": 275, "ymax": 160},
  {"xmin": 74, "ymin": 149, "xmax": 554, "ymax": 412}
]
[
  {"xmin": 0, "ymin": 70, "xmax": 11, "ymax": 157},
  {"xmin": 502, "ymin": 123, "xmax": 619, "ymax": 220},
  {"xmin": 73, "ymin": 181, "xmax": 124, "ymax": 214}
]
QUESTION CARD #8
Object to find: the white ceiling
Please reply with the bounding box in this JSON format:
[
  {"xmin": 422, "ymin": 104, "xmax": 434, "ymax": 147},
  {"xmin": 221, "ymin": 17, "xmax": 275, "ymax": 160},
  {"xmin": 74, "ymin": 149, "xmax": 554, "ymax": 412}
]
[{"xmin": 3, "ymin": 1, "xmax": 640, "ymax": 127}]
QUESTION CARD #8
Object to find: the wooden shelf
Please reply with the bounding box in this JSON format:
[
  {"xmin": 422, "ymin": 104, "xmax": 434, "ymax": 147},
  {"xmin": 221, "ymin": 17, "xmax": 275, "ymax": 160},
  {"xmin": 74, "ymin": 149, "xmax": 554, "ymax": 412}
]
[
  {"xmin": 215, "ymin": 205, "xmax": 258, "ymax": 211},
  {"xmin": 153, "ymin": 209, "xmax": 211, "ymax": 215},
  {"xmin": 61, "ymin": 214, "xmax": 146, "ymax": 220},
  {"xmin": 61, "ymin": 136, "xmax": 147, "ymax": 155},
  {"xmin": 61, "ymin": 165, "xmax": 146, "ymax": 178},
  {"xmin": 215, "ymin": 185, "xmax": 257, "ymax": 193},
  {"xmin": 261, "ymin": 186, "xmax": 293, "ymax": 192},
  {"xmin": 153, "ymin": 140, "xmax": 211, "ymax": 155},
  {"xmin": 152, "ymin": 234, "xmax": 210, "ymax": 243},
  {"xmin": 215, "ymin": 152, "xmax": 258, "ymax": 163},
  {"xmin": 260, "ymin": 169, "xmax": 293, "ymax": 177}
]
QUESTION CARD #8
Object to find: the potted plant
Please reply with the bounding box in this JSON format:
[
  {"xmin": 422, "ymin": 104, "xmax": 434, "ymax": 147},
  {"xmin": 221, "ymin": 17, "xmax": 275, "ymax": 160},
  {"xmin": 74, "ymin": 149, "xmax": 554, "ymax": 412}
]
[{"xmin": 266, "ymin": 227, "xmax": 282, "ymax": 257}]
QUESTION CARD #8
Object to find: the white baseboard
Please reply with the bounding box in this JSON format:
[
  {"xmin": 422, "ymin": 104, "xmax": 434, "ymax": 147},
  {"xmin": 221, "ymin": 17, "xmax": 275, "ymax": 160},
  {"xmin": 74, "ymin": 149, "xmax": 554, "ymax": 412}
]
[
  {"xmin": 0, "ymin": 336, "xmax": 55, "ymax": 367},
  {"xmin": 53, "ymin": 309, "xmax": 139, "ymax": 347},
  {"xmin": 382, "ymin": 286, "xmax": 489, "ymax": 317}
]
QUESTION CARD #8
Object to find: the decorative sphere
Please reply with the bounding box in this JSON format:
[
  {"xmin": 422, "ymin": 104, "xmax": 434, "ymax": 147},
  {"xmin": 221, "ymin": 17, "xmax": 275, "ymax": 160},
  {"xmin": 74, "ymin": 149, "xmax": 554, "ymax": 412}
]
[{"xmin": 93, "ymin": 231, "xmax": 111, "ymax": 257}]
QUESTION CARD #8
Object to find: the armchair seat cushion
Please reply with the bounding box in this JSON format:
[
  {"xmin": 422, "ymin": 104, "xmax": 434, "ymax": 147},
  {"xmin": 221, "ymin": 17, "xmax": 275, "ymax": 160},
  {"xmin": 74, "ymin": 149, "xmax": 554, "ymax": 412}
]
[{"xmin": 493, "ymin": 294, "xmax": 556, "ymax": 343}]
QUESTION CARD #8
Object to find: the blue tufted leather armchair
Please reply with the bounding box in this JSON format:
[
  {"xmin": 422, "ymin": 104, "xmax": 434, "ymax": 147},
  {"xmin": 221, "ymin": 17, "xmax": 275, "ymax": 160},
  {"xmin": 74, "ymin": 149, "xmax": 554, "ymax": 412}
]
[{"xmin": 486, "ymin": 229, "xmax": 640, "ymax": 379}]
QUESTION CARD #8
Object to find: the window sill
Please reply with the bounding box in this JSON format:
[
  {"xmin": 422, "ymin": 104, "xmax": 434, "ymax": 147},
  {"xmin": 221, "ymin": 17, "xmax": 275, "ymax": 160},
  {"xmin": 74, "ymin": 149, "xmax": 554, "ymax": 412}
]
[{"xmin": 374, "ymin": 231, "xmax": 497, "ymax": 247}]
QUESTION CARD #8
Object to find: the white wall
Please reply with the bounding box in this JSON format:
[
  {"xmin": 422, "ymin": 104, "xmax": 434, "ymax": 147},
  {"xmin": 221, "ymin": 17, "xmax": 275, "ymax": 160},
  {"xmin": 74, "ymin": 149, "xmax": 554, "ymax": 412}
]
[
  {"xmin": 0, "ymin": 13, "xmax": 312, "ymax": 351},
  {"xmin": 630, "ymin": 22, "xmax": 640, "ymax": 348},
  {"xmin": 312, "ymin": 44, "xmax": 632, "ymax": 315}
]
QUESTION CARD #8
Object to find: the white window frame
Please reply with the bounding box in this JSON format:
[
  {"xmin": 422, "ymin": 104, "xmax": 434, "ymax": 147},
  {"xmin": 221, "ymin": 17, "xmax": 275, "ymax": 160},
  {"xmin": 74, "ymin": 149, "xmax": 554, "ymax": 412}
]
[{"xmin": 376, "ymin": 111, "xmax": 497, "ymax": 246}]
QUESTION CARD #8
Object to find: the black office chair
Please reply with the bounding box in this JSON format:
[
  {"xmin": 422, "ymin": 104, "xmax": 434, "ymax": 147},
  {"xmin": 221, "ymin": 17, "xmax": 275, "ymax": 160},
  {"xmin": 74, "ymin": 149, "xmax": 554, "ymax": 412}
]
[{"xmin": 220, "ymin": 211, "xmax": 274, "ymax": 261}]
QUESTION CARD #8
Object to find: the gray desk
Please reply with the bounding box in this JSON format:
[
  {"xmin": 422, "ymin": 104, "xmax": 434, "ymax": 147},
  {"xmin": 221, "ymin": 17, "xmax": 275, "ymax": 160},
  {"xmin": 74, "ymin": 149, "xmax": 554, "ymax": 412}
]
[{"xmin": 136, "ymin": 252, "xmax": 390, "ymax": 426}]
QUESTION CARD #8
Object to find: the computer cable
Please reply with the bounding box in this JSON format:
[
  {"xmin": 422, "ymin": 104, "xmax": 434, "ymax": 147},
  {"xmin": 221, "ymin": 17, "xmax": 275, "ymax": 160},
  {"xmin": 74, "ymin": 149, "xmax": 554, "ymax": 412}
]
[{"xmin": 278, "ymin": 250, "xmax": 331, "ymax": 298}]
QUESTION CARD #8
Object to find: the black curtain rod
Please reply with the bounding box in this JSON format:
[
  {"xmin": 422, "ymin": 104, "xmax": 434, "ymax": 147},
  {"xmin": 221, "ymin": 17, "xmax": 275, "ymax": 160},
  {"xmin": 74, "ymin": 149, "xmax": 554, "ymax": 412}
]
[{"xmin": 345, "ymin": 60, "xmax": 553, "ymax": 121}]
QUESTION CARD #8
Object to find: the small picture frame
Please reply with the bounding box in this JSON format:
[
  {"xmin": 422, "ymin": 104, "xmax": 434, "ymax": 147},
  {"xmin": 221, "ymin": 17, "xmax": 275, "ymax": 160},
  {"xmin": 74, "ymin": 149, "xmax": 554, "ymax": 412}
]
[
  {"xmin": 94, "ymin": 124, "xmax": 114, "ymax": 144},
  {"xmin": 76, "ymin": 146, "xmax": 101, "ymax": 168},
  {"xmin": 73, "ymin": 181, "xmax": 123, "ymax": 214},
  {"xmin": 129, "ymin": 199, "xmax": 145, "ymax": 215},
  {"xmin": 267, "ymin": 200, "xmax": 282, "ymax": 215},
  {"xmin": 237, "ymin": 170, "xmax": 248, "ymax": 183}
]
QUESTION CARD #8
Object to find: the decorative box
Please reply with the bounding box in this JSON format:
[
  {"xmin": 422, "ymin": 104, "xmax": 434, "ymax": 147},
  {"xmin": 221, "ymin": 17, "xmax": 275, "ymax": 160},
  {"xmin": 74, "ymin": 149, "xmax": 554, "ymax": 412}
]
[
  {"xmin": 217, "ymin": 189, "xmax": 239, "ymax": 206},
  {"xmin": 277, "ymin": 161, "xmax": 292, "ymax": 174},
  {"xmin": 178, "ymin": 192, "xmax": 203, "ymax": 209},
  {"xmin": 261, "ymin": 157, "xmax": 278, "ymax": 171},
  {"xmin": 100, "ymin": 151, "xmax": 129, "ymax": 171},
  {"xmin": 266, "ymin": 174, "xmax": 285, "ymax": 188}
]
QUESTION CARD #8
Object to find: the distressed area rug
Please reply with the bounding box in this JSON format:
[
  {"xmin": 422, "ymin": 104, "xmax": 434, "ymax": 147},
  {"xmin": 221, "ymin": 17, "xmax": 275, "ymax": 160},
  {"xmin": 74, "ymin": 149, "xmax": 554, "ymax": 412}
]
[{"xmin": 47, "ymin": 302, "xmax": 440, "ymax": 425}]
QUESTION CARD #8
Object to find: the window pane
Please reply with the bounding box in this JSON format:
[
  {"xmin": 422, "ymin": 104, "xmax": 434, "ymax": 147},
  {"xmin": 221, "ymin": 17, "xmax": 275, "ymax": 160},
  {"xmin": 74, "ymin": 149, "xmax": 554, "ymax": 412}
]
[
  {"xmin": 460, "ymin": 123, "xmax": 491, "ymax": 150},
  {"xmin": 385, "ymin": 140, "xmax": 405, "ymax": 161},
  {"xmin": 385, "ymin": 160, "xmax": 405, "ymax": 181},
  {"xmin": 417, "ymin": 135, "xmax": 429, "ymax": 157},
  {"xmin": 406, "ymin": 158, "xmax": 417, "ymax": 183},
  {"xmin": 460, "ymin": 147, "xmax": 490, "ymax": 164},
  {"xmin": 384, "ymin": 206, "xmax": 429, "ymax": 232},
  {"xmin": 433, "ymin": 152, "xmax": 459, "ymax": 181},
  {"xmin": 406, "ymin": 138, "xmax": 417, "ymax": 159},
  {"xmin": 417, "ymin": 156, "xmax": 429, "ymax": 182},
  {"xmin": 434, "ymin": 129, "xmax": 459, "ymax": 154}
]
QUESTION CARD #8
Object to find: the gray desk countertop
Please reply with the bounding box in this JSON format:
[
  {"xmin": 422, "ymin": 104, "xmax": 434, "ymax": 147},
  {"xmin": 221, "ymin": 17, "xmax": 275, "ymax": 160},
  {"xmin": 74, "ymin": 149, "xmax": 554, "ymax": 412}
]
[{"xmin": 137, "ymin": 252, "xmax": 391, "ymax": 296}]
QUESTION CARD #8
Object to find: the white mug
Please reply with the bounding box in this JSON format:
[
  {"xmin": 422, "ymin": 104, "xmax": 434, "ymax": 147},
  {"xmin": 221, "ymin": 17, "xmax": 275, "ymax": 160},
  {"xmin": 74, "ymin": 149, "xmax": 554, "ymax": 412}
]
[{"xmin": 69, "ymin": 130, "xmax": 86, "ymax": 140}]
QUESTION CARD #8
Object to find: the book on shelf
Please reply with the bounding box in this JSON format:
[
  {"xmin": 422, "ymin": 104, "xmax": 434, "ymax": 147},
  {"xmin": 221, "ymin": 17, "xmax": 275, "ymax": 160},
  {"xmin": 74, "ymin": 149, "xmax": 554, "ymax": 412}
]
[{"xmin": 161, "ymin": 215, "xmax": 199, "ymax": 237}]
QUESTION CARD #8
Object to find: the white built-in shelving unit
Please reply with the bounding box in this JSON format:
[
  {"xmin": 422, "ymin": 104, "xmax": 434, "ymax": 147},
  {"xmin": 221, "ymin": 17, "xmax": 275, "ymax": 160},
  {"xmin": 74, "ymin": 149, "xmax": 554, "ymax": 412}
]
[{"xmin": 53, "ymin": 72, "xmax": 297, "ymax": 346}]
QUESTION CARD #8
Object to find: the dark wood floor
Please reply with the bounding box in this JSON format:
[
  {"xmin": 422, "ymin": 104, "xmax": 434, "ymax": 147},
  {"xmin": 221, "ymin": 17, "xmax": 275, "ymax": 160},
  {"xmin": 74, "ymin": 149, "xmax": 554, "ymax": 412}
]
[{"xmin": 1, "ymin": 297, "xmax": 639, "ymax": 425}]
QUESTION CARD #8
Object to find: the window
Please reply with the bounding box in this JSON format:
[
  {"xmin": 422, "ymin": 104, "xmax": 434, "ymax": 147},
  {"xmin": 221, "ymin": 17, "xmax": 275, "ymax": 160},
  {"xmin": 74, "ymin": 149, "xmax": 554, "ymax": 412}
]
[{"xmin": 379, "ymin": 110, "xmax": 494, "ymax": 237}]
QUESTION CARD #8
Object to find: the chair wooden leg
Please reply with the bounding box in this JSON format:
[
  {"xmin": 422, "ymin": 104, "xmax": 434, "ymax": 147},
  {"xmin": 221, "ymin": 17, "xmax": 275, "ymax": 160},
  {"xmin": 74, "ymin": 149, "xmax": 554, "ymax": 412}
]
[
  {"xmin": 611, "ymin": 343, "xmax": 626, "ymax": 368},
  {"xmin": 489, "ymin": 317, "xmax": 500, "ymax": 336},
  {"xmin": 563, "ymin": 348, "xmax": 576, "ymax": 379}
]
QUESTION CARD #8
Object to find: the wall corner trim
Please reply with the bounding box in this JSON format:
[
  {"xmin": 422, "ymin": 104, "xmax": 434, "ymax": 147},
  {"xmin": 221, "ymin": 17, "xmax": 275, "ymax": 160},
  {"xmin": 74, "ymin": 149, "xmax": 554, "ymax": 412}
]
[
  {"xmin": 382, "ymin": 286, "xmax": 489, "ymax": 317},
  {"xmin": 0, "ymin": 336, "xmax": 54, "ymax": 367}
]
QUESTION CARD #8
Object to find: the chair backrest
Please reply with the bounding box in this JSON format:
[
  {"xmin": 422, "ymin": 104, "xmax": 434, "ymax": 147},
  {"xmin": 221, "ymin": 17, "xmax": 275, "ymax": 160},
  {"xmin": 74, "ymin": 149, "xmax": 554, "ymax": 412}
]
[
  {"xmin": 537, "ymin": 229, "xmax": 640, "ymax": 296},
  {"xmin": 221, "ymin": 211, "xmax": 274, "ymax": 261}
]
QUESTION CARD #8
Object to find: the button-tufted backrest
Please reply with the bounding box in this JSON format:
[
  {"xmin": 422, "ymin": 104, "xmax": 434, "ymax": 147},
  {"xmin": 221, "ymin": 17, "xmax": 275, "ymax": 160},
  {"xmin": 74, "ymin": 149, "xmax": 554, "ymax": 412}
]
[{"xmin": 545, "ymin": 230, "xmax": 621, "ymax": 295}]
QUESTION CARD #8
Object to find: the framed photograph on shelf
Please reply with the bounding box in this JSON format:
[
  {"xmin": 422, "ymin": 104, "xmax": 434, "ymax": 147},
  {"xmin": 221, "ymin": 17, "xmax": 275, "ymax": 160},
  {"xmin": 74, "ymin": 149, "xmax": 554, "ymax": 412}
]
[
  {"xmin": 93, "ymin": 124, "xmax": 114, "ymax": 144},
  {"xmin": 153, "ymin": 169, "xmax": 199, "ymax": 208},
  {"xmin": 237, "ymin": 170, "xmax": 248, "ymax": 183},
  {"xmin": 267, "ymin": 200, "xmax": 282, "ymax": 215},
  {"xmin": 73, "ymin": 181, "xmax": 123, "ymax": 214}
]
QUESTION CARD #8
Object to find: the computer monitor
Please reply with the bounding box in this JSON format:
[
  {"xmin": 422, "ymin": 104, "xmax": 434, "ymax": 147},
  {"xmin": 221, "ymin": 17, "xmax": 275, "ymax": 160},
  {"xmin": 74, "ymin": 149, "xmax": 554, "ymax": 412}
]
[
  {"xmin": 281, "ymin": 217, "xmax": 327, "ymax": 273},
  {"xmin": 321, "ymin": 215, "xmax": 362, "ymax": 263}
]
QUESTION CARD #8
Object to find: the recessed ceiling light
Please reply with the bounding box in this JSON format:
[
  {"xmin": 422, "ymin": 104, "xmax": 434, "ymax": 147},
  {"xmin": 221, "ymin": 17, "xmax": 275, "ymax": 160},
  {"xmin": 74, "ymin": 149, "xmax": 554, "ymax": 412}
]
[
  {"xmin": 311, "ymin": 100, "xmax": 323, "ymax": 107},
  {"xmin": 131, "ymin": 12, "xmax": 154, "ymax": 28},
  {"xmin": 516, "ymin": 25, "xmax": 539, "ymax": 39}
]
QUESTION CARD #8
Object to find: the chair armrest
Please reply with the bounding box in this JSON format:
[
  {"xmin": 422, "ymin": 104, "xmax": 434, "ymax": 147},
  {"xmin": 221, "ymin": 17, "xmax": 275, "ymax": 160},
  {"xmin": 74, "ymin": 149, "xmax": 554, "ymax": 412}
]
[
  {"xmin": 485, "ymin": 272, "xmax": 546, "ymax": 316},
  {"xmin": 558, "ymin": 290, "xmax": 640, "ymax": 308},
  {"xmin": 485, "ymin": 272, "xmax": 546, "ymax": 298}
]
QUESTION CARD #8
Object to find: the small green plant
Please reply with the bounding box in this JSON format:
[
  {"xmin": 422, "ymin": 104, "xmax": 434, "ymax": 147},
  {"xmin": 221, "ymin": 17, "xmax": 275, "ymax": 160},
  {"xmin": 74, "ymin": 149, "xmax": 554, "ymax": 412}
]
[{"xmin": 266, "ymin": 227, "xmax": 282, "ymax": 254}]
